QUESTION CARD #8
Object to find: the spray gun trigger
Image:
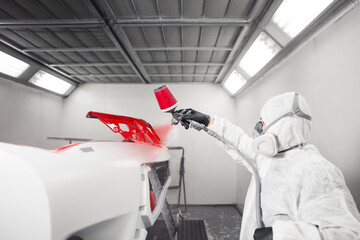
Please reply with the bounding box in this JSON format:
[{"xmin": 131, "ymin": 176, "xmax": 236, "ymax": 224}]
[
  {"xmin": 172, "ymin": 110, "xmax": 192, "ymax": 128},
  {"xmin": 171, "ymin": 111, "xmax": 183, "ymax": 125}
]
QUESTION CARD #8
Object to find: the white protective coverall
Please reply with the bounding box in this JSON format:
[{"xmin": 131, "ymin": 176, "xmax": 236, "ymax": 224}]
[{"xmin": 208, "ymin": 92, "xmax": 360, "ymax": 240}]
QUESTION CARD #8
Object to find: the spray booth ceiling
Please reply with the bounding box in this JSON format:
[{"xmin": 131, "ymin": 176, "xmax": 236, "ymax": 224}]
[{"xmin": 0, "ymin": 0, "xmax": 355, "ymax": 96}]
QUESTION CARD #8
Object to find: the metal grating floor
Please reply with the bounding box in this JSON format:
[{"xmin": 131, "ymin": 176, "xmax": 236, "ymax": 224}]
[{"xmin": 146, "ymin": 220, "xmax": 208, "ymax": 240}]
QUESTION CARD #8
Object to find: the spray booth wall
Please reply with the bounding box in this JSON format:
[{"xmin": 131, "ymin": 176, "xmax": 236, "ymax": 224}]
[
  {"xmin": 61, "ymin": 83, "xmax": 238, "ymax": 205},
  {"xmin": 235, "ymin": 5, "xmax": 360, "ymax": 209},
  {"xmin": 0, "ymin": 78, "xmax": 63, "ymax": 149}
]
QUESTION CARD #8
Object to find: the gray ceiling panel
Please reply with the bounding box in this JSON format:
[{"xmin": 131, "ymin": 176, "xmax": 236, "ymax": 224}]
[
  {"xmin": 205, "ymin": 0, "xmax": 232, "ymax": 18},
  {"xmin": 70, "ymin": 28, "xmax": 115, "ymax": 48},
  {"xmin": 171, "ymin": 65, "xmax": 182, "ymax": 74},
  {"xmin": 206, "ymin": 66, "xmax": 222, "ymax": 74},
  {"xmin": 0, "ymin": 29, "xmax": 32, "ymax": 48},
  {"xmin": 137, "ymin": 51, "xmax": 154, "ymax": 62},
  {"xmin": 142, "ymin": 27, "xmax": 165, "ymax": 46},
  {"xmin": 36, "ymin": 31, "xmax": 69, "ymax": 47},
  {"xmin": 211, "ymin": 51, "xmax": 230, "ymax": 62},
  {"xmin": 109, "ymin": 66, "xmax": 134, "ymax": 74},
  {"xmin": 182, "ymin": 0, "xmax": 206, "ymax": 18},
  {"xmin": 193, "ymin": 76, "xmax": 205, "ymax": 82},
  {"xmin": 150, "ymin": 77, "xmax": 161, "ymax": 83},
  {"xmin": 204, "ymin": 77, "xmax": 217, "ymax": 82},
  {"xmin": 122, "ymin": 27, "xmax": 147, "ymax": 47},
  {"xmin": 227, "ymin": 0, "xmax": 254, "ymax": 18},
  {"xmin": 157, "ymin": 0, "xmax": 181, "ymax": 18},
  {"xmin": 146, "ymin": 66, "xmax": 169, "ymax": 74},
  {"xmin": 1, "ymin": 0, "xmax": 345, "ymax": 88},
  {"xmin": 103, "ymin": 0, "xmax": 137, "ymax": 18},
  {"xmin": 41, "ymin": 53, "xmax": 68, "ymax": 65},
  {"xmin": 197, "ymin": 51, "xmax": 213, "ymax": 62},
  {"xmin": 0, "ymin": 0, "xmax": 35, "ymax": 19},
  {"xmin": 0, "ymin": 0, "xmax": 95, "ymax": 20},
  {"xmin": 134, "ymin": 0, "xmax": 161, "ymax": 18},
  {"xmin": 12, "ymin": 29, "xmax": 52, "ymax": 48},
  {"xmin": 200, "ymin": 26, "xmax": 224, "ymax": 46},
  {"xmin": 217, "ymin": 27, "xmax": 242, "ymax": 47},
  {"xmin": 182, "ymin": 77, "xmax": 194, "ymax": 82},
  {"xmin": 59, "ymin": 66, "xmax": 84, "ymax": 76},
  {"xmin": 147, "ymin": 51, "xmax": 168, "ymax": 62},
  {"xmin": 183, "ymin": 27, "xmax": 202, "ymax": 46},
  {"xmin": 106, "ymin": 52, "xmax": 127, "ymax": 62},
  {"xmin": 182, "ymin": 66, "xmax": 195, "ymax": 74},
  {"xmin": 32, "ymin": 52, "xmax": 69, "ymax": 64},
  {"xmin": 183, "ymin": 50, "xmax": 197, "ymax": 62},
  {"xmin": 168, "ymin": 50, "xmax": 182, "ymax": 62},
  {"xmin": 163, "ymin": 27, "xmax": 181, "ymax": 46},
  {"xmin": 62, "ymin": 52, "xmax": 94, "ymax": 63},
  {"xmin": 144, "ymin": 66, "xmax": 156, "ymax": 74},
  {"xmin": 194, "ymin": 66, "xmax": 208, "ymax": 74}
]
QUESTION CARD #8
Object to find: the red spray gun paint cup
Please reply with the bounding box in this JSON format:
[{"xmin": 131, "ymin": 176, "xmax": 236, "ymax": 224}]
[
  {"xmin": 154, "ymin": 85, "xmax": 181, "ymax": 125},
  {"xmin": 154, "ymin": 85, "xmax": 178, "ymax": 113}
]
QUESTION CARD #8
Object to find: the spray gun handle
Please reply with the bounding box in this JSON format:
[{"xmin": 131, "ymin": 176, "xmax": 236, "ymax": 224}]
[{"xmin": 187, "ymin": 120, "xmax": 207, "ymax": 131}]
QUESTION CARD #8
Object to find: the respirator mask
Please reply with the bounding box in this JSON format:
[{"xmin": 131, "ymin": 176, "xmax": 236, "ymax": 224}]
[
  {"xmin": 252, "ymin": 121, "xmax": 279, "ymax": 156},
  {"xmin": 252, "ymin": 93, "xmax": 312, "ymax": 157}
]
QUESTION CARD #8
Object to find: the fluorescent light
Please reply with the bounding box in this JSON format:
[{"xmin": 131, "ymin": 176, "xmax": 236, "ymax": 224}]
[
  {"xmin": 271, "ymin": 0, "xmax": 333, "ymax": 38},
  {"xmin": 29, "ymin": 70, "xmax": 73, "ymax": 95},
  {"xmin": 0, "ymin": 51, "xmax": 30, "ymax": 78},
  {"xmin": 239, "ymin": 32, "xmax": 281, "ymax": 77},
  {"xmin": 223, "ymin": 70, "xmax": 247, "ymax": 95}
]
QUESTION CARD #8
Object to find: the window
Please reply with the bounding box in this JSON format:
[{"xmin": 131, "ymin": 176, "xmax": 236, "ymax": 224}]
[
  {"xmin": 223, "ymin": 70, "xmax": 247, "ymax": 95},
  {"xmin": 271, "ymin": 0, "xmax": 333, "ymax": 38},
  {"xmin": 0, "ymin": 51, "xmax": 29, "ymax": 78},
  {"xmin": 238, "ymin": 32, "xmax": 281, "ymax": 77},
  {"xmin": 29, "ymin": 70, "xmax": 73, "ymax": 95}
]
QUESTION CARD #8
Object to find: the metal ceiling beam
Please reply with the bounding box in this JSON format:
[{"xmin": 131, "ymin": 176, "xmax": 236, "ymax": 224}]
[
  {"xmin": 116, "ymin": 18, "xmax": 250, "ymax": 26},
  {"xmin": 71, "ymin": 73, "xmax": 218, "ymax": 77},
  {"xmin": 50, "ymin": 62, "xmax": 130, "ymax": 67},
  {"xmin": 70, "ymin": 74, "xmax": 138, "ymax": 78},
  {"xmin": 23, "ymin": 47, "xmax": 120, "ymax": 52},
  {"xmin": 214, "ymin": 0, "xmax": 284, "ymax": 84},
  {"xmin": 134, "ymin": 46, "xmax": 232, "ymax": 51},
  {"xmin": 142, "ymin": 62, "xmax": 224, "ymax": 66},
  {"xmin": 149, "ymin": 74, "xmax": 218, "ymax": 77},
  {"xmin": 0, "ymin": 20, "xmax": 104, "ymax": 28}
]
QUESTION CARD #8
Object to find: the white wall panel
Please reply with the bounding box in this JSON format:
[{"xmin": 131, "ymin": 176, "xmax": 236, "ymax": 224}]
[
  {"xmin": 0, "ymin": 78, "xmax": 64, "ymax": 149},
  {"xmin": 0, "ymin": 79, "xmax": 11, "ymax": 141}
]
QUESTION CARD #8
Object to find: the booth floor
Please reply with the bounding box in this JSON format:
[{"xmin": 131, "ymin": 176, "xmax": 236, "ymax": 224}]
[{"xmin": 147, "ymin": 205, "xmax": 242, "ymax": 240}]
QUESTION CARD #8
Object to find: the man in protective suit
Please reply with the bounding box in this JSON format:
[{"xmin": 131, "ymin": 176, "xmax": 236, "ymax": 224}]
[{"xmin": 174, "ymin": 92, "xmax": 360, "ymax": 240}]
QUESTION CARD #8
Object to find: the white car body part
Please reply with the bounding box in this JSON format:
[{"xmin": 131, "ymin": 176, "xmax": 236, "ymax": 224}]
[{"xmin": 0, "ymin": 140, "xmax": 171, "ymax": 240}]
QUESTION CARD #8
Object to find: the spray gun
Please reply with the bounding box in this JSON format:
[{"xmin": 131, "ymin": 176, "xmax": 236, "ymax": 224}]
[{"xmin": 154, "ymin": 85, "xmax": 265, "ymax": 229}]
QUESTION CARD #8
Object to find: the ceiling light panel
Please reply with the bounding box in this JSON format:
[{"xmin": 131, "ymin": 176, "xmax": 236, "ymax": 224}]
[
  {"xmin": 239, "ymin": 32, "xmax": 281, "ymax": 77},
  {"xmin": 223, "ymin": 70, "xmax": 247, "ymax": 95},
  {"xmin": 0, "ymin": 51, "xmax": 30, "ymax": 78},
  {"xmin": 29, "ymin": 70, "xmax": 73, "ymax": 95},
  {"xmin": 271, "ymin": 0, "xmax": 333, "ymax": 38}
]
